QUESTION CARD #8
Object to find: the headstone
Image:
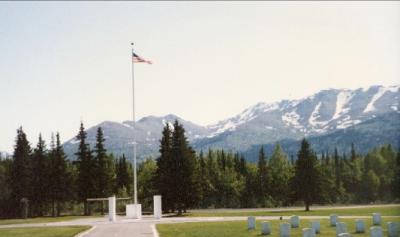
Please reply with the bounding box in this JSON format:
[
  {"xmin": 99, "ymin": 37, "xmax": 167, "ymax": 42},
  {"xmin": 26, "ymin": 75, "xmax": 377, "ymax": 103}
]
[
  {"xmin": 373, "ymin": 213, "xmax": 381, "ymax": 225},
  {"xmin": 336, "ymin": 222, "xmax": 347, "ymax": 237},
  {"xmin": 311, "ymin": 221, "xmax": 321, "ymax": 234},
  {"xmin": 356, "ymin": 219, "xmax": 365, "ymax": 233},
  {"xmin": 153, "ymin": 195, "xmax": 162, "ymax": 219},
  {"xmin": 338, "ymin": 233, "xmax": 351, "ymax": 237},
  {"xmin": 248, "ymin": 216, "xmax": 256, "ymax": 230},
  {"xmin": 108, "ymin": 196, "xmax": 116, "ymax": 222},
  {"xmin": 303, "ymin": 228, "xmax": 316, "ymax": 237},
  {"xmin": 370, "ymin": 226, "xmax": 383, "ymax": 237},
  {"xmin": 290, "ymin": 215, "xmax": 299, "ymax": 228},
  {"xmin": 330, "ymin": 214, "xmax": 338, "ymax": 226},
  {"xmin": 280, "ymin": 223, "xmax": 291, "ymax": 237},
  {"xmin": 387, "ymin": 222, "xmax": 398, "ymax": 237},
  {"xmin": 126, "ymin": 203, "xmax": 142, "ymax": 219},
  {"xmin": 261, "ymin": 221, "xmax": 271, "ymax": 235}
]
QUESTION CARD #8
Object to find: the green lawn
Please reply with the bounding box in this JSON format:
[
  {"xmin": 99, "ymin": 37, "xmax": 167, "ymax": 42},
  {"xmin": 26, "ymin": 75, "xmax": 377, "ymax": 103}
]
[
  {"xmin": 186, "ymin": 206, "xmax": 400, "ymax": 217},
  {"xmin": 0, "ymin": 216, "xmax": 93, "ymax": 225},
  {"xmin": 0, "ymin": 225, "xmax": 91, "ymax": 237},
  {"xmin": 157, "ymin": 217, "xmax": 400, "ymax": 237}
]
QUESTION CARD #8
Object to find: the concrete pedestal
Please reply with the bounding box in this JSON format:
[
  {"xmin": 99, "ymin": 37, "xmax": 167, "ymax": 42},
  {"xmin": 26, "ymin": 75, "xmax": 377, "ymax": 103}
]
[
  {"xmin": 126, "ymin": 203, "xmax": 142, "ymax": 219},
  {"xmin": 154, "ymin": 195, "xmax": 162, "ymax": 219},
  {"xmin": 108, "ymin": 196, "xmax": 116, "ymax": 222}
]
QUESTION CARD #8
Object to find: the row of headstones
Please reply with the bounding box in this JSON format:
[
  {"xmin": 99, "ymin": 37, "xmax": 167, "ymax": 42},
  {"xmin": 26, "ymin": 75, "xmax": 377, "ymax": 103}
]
[{"xmin": 247, "ymin": 213, "xmax": 398, "ymax": 237}]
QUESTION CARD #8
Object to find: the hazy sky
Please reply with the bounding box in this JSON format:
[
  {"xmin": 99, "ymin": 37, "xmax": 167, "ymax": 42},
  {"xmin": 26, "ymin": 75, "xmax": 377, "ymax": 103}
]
[{"xmin": 1, "ymin": 2, "xmax": 399, "ymax": 152}]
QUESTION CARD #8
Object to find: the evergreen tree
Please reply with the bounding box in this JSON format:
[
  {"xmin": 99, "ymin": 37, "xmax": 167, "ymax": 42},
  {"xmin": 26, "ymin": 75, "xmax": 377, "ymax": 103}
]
[
  {"xmin": 31, "ymin": 134, "xmax": 48, "ymax": 216},
  {"xmin": 292, "ymin": 138, "xmax": 321, "ymax": 211},
  {"xmin": 269, "ymin": 143, "xmax": 292, "ymax": 206},
  {"xmin": 10, "ymin": 127, "xmax": 32, "ymax": 217},
  {"xmin": 115, "ymin": 154, "xmax": 132, "ymax": 195},
  {"xmin": 257, "ymin": 146, "xmax": 269, "ymax": 206},
  {"xmin": 155, "ymin": 124, "xmax": 174, "ymax": 212},
  {"xmin": 75, "ymin": 122, "xmax": 95, "ymax": 215},
  {"xmin": 49, "ymin": 133, "xmax": 72, "ymax": 216},
  {"xmin": 94, "ymin": 127, "xmax": 114, "ymax": 215}
]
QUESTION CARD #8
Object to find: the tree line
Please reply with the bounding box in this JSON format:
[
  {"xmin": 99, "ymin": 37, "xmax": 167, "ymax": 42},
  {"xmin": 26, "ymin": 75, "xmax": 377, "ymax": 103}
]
[
  {"xmin": 0, "ymin": 123, "xmax": 132, "ymax": 218},
  {"xmin": 1, "ymin": 120, "xmax": 399, "ymax": 218}
]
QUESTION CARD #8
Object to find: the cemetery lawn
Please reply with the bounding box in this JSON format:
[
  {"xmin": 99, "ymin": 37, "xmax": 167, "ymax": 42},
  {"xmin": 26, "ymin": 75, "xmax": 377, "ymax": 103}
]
[
  {"xmin": 0, "ymin": 225, "xmax": 91, "ymax": 237},
  {"xmin": 157, "ymin": 217, "xmax": 400, "ymax": 237},
  {"xmin": 186, "ymin": 206, "xmax": 400, "ymax": 217},
  {"xmin": 0, "ymin": 215, "xmax": 92, "ymax": 225}
]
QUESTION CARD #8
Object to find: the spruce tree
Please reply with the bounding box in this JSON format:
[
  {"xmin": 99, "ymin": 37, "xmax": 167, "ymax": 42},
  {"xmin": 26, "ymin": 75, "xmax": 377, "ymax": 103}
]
[
  {"xmin": 31, "ymin": 134, "xmax": 48, "ymax": 216},
  {"xmin": 292, "ymin": 138, "xmax": 321, "ymax": 211},
  {"xmin": 257, "ymin": 146, "xmax": 269, "ymax": 206},
  {"xmin": 269, "ymin": 143, "xmax": 292, "ymax": 206},
  {"xmin": 10, "ymin": 127, "xmax": 32, "ymax": 217},
  {"xmin": 75, "ymin": 122, "xmax": 95, "ymax": 215},
  {"xmin": 115, "ymin": 154, "xmax": 131, "ymax": 195}
]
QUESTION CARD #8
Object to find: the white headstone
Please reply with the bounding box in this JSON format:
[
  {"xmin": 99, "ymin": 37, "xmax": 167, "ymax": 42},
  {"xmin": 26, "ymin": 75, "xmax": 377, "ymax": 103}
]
[
  {"xmin": 248, "ymin": 216, "xmax": 256, "ymax": 230},
  {"xmin": 356, "ymin": 219, "xmax": 365, "ymax": 233},
  {"xmin": 336, "ymin": 222, "xmax": 347, "ymax": 237},
  {"xmin": 280, "ymin": 223, "xmax": 291, "ymax": 237},
  {"xmin": 290, "ymin": 215, "xmax": 299, "ymax": 228},
  {"xmin": 373, "ymin": 213, "xmax": 381, "ymax": 225},
  {"xmin": 338, "ymin": 233, "xmax": 351, "ymax": 237},
  {"xmin": 303, "ymin": 228, "xmax": 316, "ymax": 237},
  {"xmin": 261, "ymin": 221, "xmax": 271, "ymax": 235},
  {"xmin": 330, "ymin": 214, "xmax": 338, "ymax": 226},
  {"xmin": 370, "ymin": 226, "xmax": 383, "ymax": 237},
  {"xmin": 126, "ymin": 203, "xmax": 142, "ymax": 219},
  {"xmin": 311, "ymin": 221, "xmax": 320, "ymax": 234},
  {"xmin": 387, "ymin": 222, "xmax": 398, "ymax": 237},
  {"xmin": 108, "ymin": 196, "xmax": 116, "ymax": 222},
  {"xmin": 153, "ymin": 195, "xmax": 162, "ymax": 219}
]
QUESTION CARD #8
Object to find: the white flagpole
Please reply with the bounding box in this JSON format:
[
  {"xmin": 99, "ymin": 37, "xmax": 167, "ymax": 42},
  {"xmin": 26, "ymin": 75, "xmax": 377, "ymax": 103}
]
[{"xmin": 131, "ymin": 42, "xmax": 138, "ymax": 205}]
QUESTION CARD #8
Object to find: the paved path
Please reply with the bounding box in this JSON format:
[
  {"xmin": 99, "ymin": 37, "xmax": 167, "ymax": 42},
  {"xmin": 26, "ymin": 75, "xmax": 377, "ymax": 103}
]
[{"xmin": 2, "ymin": 214, "xmax": 399, "ymax": 237}]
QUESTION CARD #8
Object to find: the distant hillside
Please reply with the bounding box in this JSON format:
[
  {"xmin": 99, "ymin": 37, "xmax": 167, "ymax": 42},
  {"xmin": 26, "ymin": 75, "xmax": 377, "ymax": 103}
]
[{"xmin": 63, "ymin": 85, "xmax": 399, "ymax": 161}]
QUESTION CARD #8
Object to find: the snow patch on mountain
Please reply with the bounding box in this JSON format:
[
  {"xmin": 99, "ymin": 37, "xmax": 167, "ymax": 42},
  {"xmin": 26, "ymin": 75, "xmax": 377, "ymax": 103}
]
[
  {"xmin": 282, "ymin": 111, "xmax": 302, "ymax": 129},
  {"xmin": 364, "ymin": 86, "xmax": 398, "ymax": 113},
  {"xmin": 332, "ymin": 91, "xmax": 353, "ymax": 120}
]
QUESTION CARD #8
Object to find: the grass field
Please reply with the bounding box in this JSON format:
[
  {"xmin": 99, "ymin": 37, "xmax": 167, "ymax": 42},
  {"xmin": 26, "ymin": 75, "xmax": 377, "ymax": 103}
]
[
  {"xmin": 0, "ymin": 225, "xmax": 91, "ymax": 237},
  {"xmin": 0, "ymin": 215, "xmax": 93, "ymax": 225},
  {"xmin": 186, "ymin": 206, "xmax": 400, "ymax": 217},
  {"xmin": 157, "ymin": 217, "xmax": 400, "ymax": 237}
]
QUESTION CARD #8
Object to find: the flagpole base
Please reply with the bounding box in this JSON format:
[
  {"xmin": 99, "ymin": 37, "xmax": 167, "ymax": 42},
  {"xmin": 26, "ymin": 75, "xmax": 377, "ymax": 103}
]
[{"xmin": 126, "ymin": 204, "xmax": 142, "ymax": 219}]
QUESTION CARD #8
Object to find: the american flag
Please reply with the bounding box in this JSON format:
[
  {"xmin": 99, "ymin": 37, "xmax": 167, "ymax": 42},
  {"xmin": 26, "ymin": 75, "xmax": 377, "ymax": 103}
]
[{"xmin": 132, "ymin": 52, "xmax": 152, "ymax": 64}]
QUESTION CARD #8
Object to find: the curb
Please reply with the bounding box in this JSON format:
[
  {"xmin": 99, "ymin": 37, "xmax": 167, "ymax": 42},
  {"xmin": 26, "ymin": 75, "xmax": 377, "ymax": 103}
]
[
  {"xmin": 75, "ymin": 226, "xmax": 96, "ymax": 237},
  {"xmin": 151, "ymin": 224, "xmax": 160, "ymax": 237}
]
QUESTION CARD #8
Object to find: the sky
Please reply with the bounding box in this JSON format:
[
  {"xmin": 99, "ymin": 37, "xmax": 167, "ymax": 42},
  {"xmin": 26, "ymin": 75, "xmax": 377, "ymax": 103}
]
[{"xmin": 0, "ymin": 2, "xmax": 399, "ymax": 153}]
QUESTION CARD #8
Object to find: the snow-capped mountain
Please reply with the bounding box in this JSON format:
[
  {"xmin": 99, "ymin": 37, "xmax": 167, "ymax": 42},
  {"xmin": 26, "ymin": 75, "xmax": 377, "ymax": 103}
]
[{"xmin": 63, "ymin": 85, "xmax": 399, "ymax": 160}]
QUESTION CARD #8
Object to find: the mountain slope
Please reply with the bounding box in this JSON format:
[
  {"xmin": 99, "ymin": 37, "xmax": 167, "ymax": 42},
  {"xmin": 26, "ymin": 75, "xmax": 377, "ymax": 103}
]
[{"xmin": 63, "ymin": 85, "xmax": 399, "ymax": 160}]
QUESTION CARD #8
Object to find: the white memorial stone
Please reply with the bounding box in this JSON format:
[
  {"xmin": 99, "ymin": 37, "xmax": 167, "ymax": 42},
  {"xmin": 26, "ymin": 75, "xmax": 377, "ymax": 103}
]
[
  {"xmin": 126, "ymin": 203, "xmax": 142, "ymax": 219},
  {"xmin": 387, "ymin": 222, "xmax": 398, "ymax": 237},
  {"xmin": 370, "ymin": 226, "xmax": 383, "ymax": 237},
  {"xmin": 373, "ymin": 213, "xmax": 381, "ymax": 225},
  {"xmin": 261, "ymin": 221, "xmax": 271, "ymax": 235},
  {"xmin": 311, "ymin": 221, "xmax": 320, "ymax": 234},
  {"xmin": 290, "ymin": 215, "xmax": 299, "ymax": 228},
  {"xmin": 336, "ymin": 222, "xmax": 347, "ymax": 237},
  {"xmin": 303, "ymin": 228, "xmax": 316, "ymax": 237},
  {"xmin": 153, "ymin": 195, "xmax": 162, "ymax": 219},
  {"xmin": 280, "ymin": 223, "xmax": 291, "ymax": 237},
  {"xmin": 248, "ymin": 216, "xmax": 256, "ymax": 230},
  {"xmin": 356, "ymin": 219, "xmax": 365, "ymax": 233},
  {"xmin": 108, "ymin": 196, "xmax": 116, "ymax": 222},
  {"xmin": 330, "ymin": 214, "xmax": 339, "ymax": 226},
  {"xmin": 338, "ymin": 233, "xmax": 351, "ymax": 237}
]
